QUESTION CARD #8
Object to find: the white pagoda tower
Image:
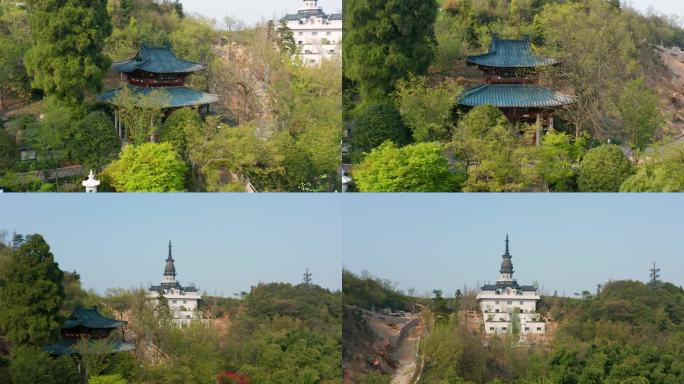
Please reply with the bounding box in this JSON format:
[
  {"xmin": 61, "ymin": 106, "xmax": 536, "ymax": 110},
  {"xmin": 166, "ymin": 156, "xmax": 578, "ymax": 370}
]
[
  {"xmin": 147, "ymin": 241, "xmax": 201, "ymax": 326},
  {"xmin": 476, "ymin": 236, "xmax": 545, "ymax": 335}
]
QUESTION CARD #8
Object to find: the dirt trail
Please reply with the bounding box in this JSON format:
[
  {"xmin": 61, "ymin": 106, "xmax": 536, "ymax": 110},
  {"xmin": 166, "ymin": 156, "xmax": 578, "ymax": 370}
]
[{"xmin": 390, "ymin": 317, "xmax": 423, "ymax": 384}]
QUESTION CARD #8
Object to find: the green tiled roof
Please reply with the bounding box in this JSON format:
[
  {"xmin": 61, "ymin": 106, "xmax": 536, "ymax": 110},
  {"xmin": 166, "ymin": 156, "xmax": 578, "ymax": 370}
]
[
  {"xmin": 467, "ymin": 37, "xmax": 557, "ymax": 68},
  {"xmin": 458, "ymin": 84, "xmax": 575, "ymax": 108},
  {"xmin": 63, "ymin": 306, "xmax": 126, "ymax": 330},
  {"xmin": 112, "ymin": 43, "xmax": 206, "ymax": 74},
  {"xmin": 98, "ymin": 86, "xmax": 219, "ymax": 108},
  {"xmin": 44, "ymin": 339, "xmax": 135, "ymax": 355}
]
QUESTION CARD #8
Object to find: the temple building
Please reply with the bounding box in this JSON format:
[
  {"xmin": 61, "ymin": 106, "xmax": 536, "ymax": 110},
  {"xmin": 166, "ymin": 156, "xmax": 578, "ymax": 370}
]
[
  {"xmin": 459, "ymin": 36, "xmax": 574, "ymax": 131},
  {"xmin": 476, "ymin": 236, "xmax": 545, "ymax": 336},
  {"xmin": 44, "ymin": 306, "xmax": 134, "ymax": 355},
  {"xmin": 147, "ymin": 241, "xmax": 201, "ymax": 326},
  {"xmin": 282, "ymin": 0, "xmax": 342, "ymax": 66},
  {"xmin": 98, "ymin": 43, "xmax": 219, "ymax": 140}
]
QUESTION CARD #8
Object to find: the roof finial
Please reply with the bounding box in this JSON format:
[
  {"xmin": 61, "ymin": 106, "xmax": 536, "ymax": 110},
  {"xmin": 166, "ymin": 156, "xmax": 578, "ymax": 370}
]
[
  {"xmin": 505, "ymin": 234, "xmax": 509, "ymax": 255},
  {"xmin": 168, "ymin": 241, "xmax": 173, "ymax": 260}
]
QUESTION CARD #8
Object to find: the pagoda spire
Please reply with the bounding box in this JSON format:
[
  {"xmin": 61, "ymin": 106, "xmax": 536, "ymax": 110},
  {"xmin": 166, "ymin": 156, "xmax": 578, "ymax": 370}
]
[
  {"xmin": 164, "ymin": 241, "xmax": 176, "ymax": 278},
  {"xmin": 499, "ymin": 235, "xmax": 514, "ymax": 281}
]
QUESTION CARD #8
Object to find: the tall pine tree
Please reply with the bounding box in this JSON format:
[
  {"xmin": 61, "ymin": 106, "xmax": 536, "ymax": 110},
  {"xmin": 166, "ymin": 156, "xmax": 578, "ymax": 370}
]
[
  {"xmin": 0, "ymin": 234, "xmax": 64, "ymax": 346},
  {"xmin": 344, "ymin": 0, "xmax": 438, "ymax": 101},
  {"xmin": 23, "ymin": 0, "xmax": 112, "ymax": 104}
]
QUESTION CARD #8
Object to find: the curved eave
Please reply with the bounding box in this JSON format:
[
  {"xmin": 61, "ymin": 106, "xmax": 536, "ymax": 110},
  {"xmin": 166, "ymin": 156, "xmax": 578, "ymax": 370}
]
[
  {"xmin": 457, "ymin": 84, "xmax": 576, "ymax": 109},
  {"xmin": 98, "ymin": 86, "xmax": 219, "ymax": 108},
  {"xmin": 466, "ymin": 55, "xmax": 558, "ymax": 68},
  {"xmin": 112, "ymin": 60, "xmax": 206, "ymax": 74}
]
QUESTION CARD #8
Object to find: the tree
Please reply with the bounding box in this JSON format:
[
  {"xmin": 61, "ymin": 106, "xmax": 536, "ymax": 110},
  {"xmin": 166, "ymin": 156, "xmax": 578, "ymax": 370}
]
[
  {"xmin": 0, "ymin": 2, "xmax": 30, "ymax": 107},
  {"xmin": 103, "ymin": 142, "xmax": 187, "ymax": 192},
  {"xmin": 112, "ymin": 86, "xmax": 170, "ymax": 145},
  {"xmin": 513, "ymin": 130, "xmax": 582, "ymax": 192},
  {"xmin": 344, "ymin": 0, "xmax": 439, "ymax": 101},
  {"xmin": 89, "ymin": 375, "xmax": 128, "ymax": 384},
  {"xmin": 618, "ymin": 78, "xmax": 662, "ymax": 164},
  {"xmin": 277, "ymin": 19, "xmax": 297, "ymax": 56},
  {"xmin": 351, "ymin": 103, "xmax": 411, "ymax": 160},
  {"xmin": 23, "ymin": 0, "xmax": 112, "ymax": 104},
  {"xmin": 354, "ymin": 141, "xmax": 461, "ymax": 192},
  {"xmin": 536, "ymin": 0, "xmax": 636, "ymax": 139},
  {"xmin": 620, "ymin": 141, "xmax": 684, "ymax": 192},
  {"xmin": 9, "ymin": 346, "xmax": 78, "ymax": 384},
  {"xmin": 160, "ymin": 107, "xmax": 201, "ymax": 160},
  {"xmin": 0, "ymin": 234, "xmax": 64, "ymax": 346},
  {"xmin": 0, "ymin": 127, "xmax": 18, "ymax": 171},
  {"xmin": 70, "ymin": 111, "xmax": 121, "ymax": 172},
  {"xmin": 394, "ymin": 75, "xmax": 461, "ymax": 142},
  {"xmin": 578, "ymin": 144, "xmax": 632, "ymax": 192}
]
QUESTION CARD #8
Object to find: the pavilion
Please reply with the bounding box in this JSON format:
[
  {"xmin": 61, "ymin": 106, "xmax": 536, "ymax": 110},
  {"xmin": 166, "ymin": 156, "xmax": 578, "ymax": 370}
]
[
  {"xmin": 459, "ymin": 36, "xmax": 575, "ymax": 131},
  {"xmin": 98, "ymin": 43, "xmax": 219, "ymax": 140}
]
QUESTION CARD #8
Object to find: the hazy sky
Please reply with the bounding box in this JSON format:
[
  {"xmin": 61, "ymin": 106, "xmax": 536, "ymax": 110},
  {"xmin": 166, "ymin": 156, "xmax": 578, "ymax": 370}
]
[
  {"xmin": 343, "ymin": 194, "xmax": 684, "ymax": 298},
  {"xmin": 178, "ymin": 0, "xmax": 342, "ymax": 26},
  {"xmin": 626, "ymin": 0, "xmax": 684, "ymax": 23},
  {"xmin": 0, "ymin": 194, "xmax": 342, "ymax": 295}
]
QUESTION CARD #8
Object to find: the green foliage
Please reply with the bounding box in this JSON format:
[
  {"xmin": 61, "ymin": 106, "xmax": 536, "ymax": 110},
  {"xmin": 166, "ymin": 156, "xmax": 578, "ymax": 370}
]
[
  {"xmin": 224, "ymin": 283, "xmax": 341, "ymax": 383},
  {"xmin": 160, "ymin": 107, "xmax": 201, "ymax": 160},
  {"xmin": 113, "ymin": 86, "xmax": 170, "ymax": 145},
  {"xmin": 578, "ymin": 144, "xmax": 632, "ymax": 192},
  {"xmin": 0, "ymin": 128, "xmax": 17, "ymax": 171},
  {"xmin": 71, "ymin": 111, "xmax": 121, "ymax": 172},
  {"xmin": 342, "ymin": 270, "xmax": 413, "ymax": 312},
  {"xmin": 277, "ymin": 19, "xmax": 297, "ymax": 56},
  {"xmin": 103, "ymin": 142, "xmax": 187, "ymax": 192},
  {"xmin": 619, "ymin": 78, "xmax": 663, "ymax": 164},
  {"xmin": 536, "ymin": 0, "xmax": 637, "ymax": 139},
  {"xmin": 394, "ymin": 75, "xmax": 461, "ymax": 142},
  {"xmin": 620, "ymin": 141, "xmax": 684, "ymax": 192},
  {"xmin": 0, "ymin": 1, "xmax": 30, "ymax": 105},
  {"xmin": 355, "ymin": 141, "xmax": 461, "ymax": 192},
  {"xmin": 344, "ymin": 0, "xmax": 439, "ymax": 101},
  {"xmin": 23, "ymin": 0, "xmax": 112, "ymax": 104},
  {"xmin": 89, "ymin": 374, "xmax": 128, "ymax": 384},
  {"xmin": 0, "ymin": 234, "xmax": 64, "ymax": 346},
  {"xmin": 0, "ymin": 171, "xmax": 43, "ymax": 192},
  {"xmin": 351, "ymin": 103, "xmax": 411, "ymax": 160},
  {"xmin": 9, "ymin": 346, "xmax": 78, "ymax": 384}
]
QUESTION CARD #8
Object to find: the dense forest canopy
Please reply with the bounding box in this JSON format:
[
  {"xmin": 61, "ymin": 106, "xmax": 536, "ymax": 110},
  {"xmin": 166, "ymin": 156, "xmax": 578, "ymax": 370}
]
[
  {"xmin": 0, "ymin": 0, "xmax": 341, "ymax": 192},
  {"xmin": 343, "ymin": 267, "xmax": 684, "ymax": 384},
  {"xmin": 344, "ymin": 0, "xmax": 684, "ymax": 192},
  {"xmin": 0, "ymin": 231, "xmax": 342, "ymax": 383}
]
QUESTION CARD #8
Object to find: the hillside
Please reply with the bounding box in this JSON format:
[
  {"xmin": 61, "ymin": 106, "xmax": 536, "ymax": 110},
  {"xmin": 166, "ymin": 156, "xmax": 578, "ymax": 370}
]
[{"xmin": 344, "ymin": 0, "xmax": 684, "ymax": 192}]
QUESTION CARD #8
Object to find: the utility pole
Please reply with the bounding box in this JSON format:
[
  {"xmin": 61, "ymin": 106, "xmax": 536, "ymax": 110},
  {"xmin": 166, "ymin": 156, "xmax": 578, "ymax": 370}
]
[{"xmin": 303, "ymin": 268, "xmax": 312, "ymax": 287}]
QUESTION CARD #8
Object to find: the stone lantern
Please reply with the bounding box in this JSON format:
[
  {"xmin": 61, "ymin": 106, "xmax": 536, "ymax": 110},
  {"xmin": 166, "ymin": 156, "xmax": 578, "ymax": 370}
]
[{"xmin": 82, "ymin": 170, "xmax": 100, "ymax": 193}]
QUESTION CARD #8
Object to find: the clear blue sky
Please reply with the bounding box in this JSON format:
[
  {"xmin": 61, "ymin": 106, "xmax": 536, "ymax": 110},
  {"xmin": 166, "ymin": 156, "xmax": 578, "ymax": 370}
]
[
  {"xmin": 343, "ymin": 194, "xmax": 684, "ymax": 298},
  {"xmin": 0, "ymin": 194, "xmax": 342, "ymax": 296},
  {"xmin": 178, "ymin": 0, "xmax": 342, "ymax": 26}
]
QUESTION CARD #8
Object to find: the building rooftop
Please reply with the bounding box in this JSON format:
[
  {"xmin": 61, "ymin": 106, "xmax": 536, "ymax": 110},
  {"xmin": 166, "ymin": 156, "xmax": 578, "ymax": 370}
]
[
  {"xmin": 112, "ymin": 43, "xmax": 206, "ymax": 74},
  {"xmin": 44, "ymin": 339, "xmax": 135, "ymax": 355},
  {"xmin": 62, "ymin": 306, "xmax": 126, "ymax": 330},
  {"xmin": 98, "ymin": 86, "xmax": 219, "ymax": 108},
  {"xmin": 467, "ymin": 37, "xmax": 558, "ymax": 68},
  {"xmin": 458, "ymin": 84, "xmax": 575, "ymax": 109}
]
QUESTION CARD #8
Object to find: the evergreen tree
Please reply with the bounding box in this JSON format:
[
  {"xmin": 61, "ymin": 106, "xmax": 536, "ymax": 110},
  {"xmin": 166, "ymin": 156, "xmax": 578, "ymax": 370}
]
[
  {"xmin": 344, "ymin": 0, "xmax": 439, "ymax": 101},
  {"xmin": 0, "ymin": 234, "xmax": 64, "ymax": 346},
  {"xmin": 23, "ymin": 0, "xmax": 112, "ymax": 103},
  {"xmin": 277, "ymin": 19, "xmax": 297, "ymax": 56}
]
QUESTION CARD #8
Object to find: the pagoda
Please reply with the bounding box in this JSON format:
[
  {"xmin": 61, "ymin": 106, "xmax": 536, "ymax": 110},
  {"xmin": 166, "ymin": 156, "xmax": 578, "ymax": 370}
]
[
  {"xmin": 44, "ymin": 305, "xmax": 134, "ymax": 355},
  {"xmin": 147, "ymin": 241, "xmax": 201, "ymax": 326},
  {"xmin": 458, "ymin": 36, "xmax": 574, "ymax": 129},
  {"xmin": 98, "ymin": 43, "xmax": 219, "ymax": 140},
  {"xmin": 476, "ymin": 236, "xmax": 545, "ymax": 336}
]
